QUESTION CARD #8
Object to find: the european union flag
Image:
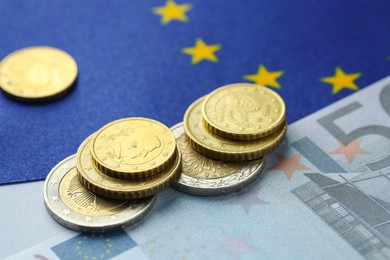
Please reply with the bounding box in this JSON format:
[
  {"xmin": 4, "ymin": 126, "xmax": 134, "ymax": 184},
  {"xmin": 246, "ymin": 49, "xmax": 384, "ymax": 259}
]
[
  {"xmin": 51, "ymin": 231, "xmax": 136, "ymax": 260},
  {"xmin": 0, "ymin": 0, "xmax": 389, "ymax": 184}
]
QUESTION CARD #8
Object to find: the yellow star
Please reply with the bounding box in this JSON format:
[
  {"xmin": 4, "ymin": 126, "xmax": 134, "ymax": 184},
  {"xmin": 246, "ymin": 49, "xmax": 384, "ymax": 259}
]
[
  {"xmin": 321, "ymin": 67, "xmax": 361, "ymax": 95},
  {"xmin": 243, "ymin": 65, "xmax": 284, "ymax": 89},
  {"xmin": 153, "ymin": 0, "xmax": 192, "ymax": 25},
  {"xmin": 182, "ymin": 39, "xmax": 222, "ymax": 64}
]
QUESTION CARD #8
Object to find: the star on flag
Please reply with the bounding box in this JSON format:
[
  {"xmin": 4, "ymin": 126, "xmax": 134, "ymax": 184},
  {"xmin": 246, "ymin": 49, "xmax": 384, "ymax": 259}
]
[
  {"xmin": 182, "ymin": 38, "xmax": 222, "ymax": 64},
  {"xmin": 153, "ymin": 0, "xmax": 192, "ymax": 25},
  {"xmin": 244, "ymin": 64, "xmax": 284, "ymax": 89},
  {"xmin": 269, "ymin": 153, "xmax": 310, "ymax": 180},
  {"xmin": 151, "ymin": 6, "xmax": 366, "ymax": 97},
  {"xmin": 321, "ymin": 67, "xmax": 361, "ymax": 94},
  {"xmin": 330, "ymin": 139, "xmax": 369, "ymax": 164}
]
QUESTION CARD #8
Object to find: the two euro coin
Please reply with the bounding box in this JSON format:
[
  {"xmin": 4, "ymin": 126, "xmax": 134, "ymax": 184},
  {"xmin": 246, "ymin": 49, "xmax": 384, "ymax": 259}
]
[
  {"xmin": 171, "ymin": 123, "xmax": 265, "ymax": 196},
  {"xmin": 43, "ymin": 155, "xmax": 156, "ymax": 233}
]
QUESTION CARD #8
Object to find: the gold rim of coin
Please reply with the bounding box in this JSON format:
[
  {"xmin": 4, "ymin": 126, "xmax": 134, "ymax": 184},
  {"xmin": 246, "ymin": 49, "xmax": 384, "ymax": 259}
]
[
  {"xmin": 91, "ymin": 117, "xmax": 177, "ymax": 180},
  {"xmin": 184, "ymin": 96, "xmax": 287, "ymax": 161},
  {"xmin": 202, "ymin": 83, "xmax": 286, "ymax": 140},
  {"xmin": 0, "ymin": 46, "xmax": 78, "ymax": 102},
  {"xmin": 77, "ymin": 134, "xmax": 182, "ymax": 199}
]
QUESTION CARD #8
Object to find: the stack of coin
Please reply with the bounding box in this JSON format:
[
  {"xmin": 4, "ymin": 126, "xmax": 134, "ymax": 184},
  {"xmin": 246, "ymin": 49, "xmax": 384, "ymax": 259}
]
[
  {"xmin": 77, "ymin": 118, "xmax": 181, "ymax": 199},
  {"xmin": 172, "ymin": 83, "xmax": 287, "ymax": 196},
  {"xmin": 43, "ymin": 83, "xmax": 287, "ymax": 233},
  {"xmin": 44, "ymin": 117, "xmax": 181, "ymax": 233}
]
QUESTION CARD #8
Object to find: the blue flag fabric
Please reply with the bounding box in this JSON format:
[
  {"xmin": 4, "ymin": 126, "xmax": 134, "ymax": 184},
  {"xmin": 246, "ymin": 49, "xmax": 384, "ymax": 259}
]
[
  {"xmin": 0, "ymin": 0, "xmax": 389, "ymax": 184},
  {"xmin": 51, "ymin": 231, "xmax": 136, "ymax": 260}
]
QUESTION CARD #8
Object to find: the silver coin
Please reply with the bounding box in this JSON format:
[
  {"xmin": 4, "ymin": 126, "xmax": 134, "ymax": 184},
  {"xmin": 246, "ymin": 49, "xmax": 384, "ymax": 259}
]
[
  {"xmin": 170, "ymin": 122, "xmax": 265, "ymax": 196},
  {"xmin": 43, "ymin": 155, "xmax": 156, "ymax": 233}
]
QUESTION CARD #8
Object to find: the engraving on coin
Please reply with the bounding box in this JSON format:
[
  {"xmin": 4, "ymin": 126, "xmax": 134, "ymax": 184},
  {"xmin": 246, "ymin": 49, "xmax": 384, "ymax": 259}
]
[
  {"xmin": 177, "ymin": 134, "xmax": 241, "ymax": 179},
  {"xmin": 203, "ymin": 83, "xmax": 286, "ymax": 140},
  {"xmin": 43, "ymin": 155, "xmax": 156, "ymax": 233},
  {"xmin": 91, "ymin": 118, "xmax": 177, "ymax": 179},
  {"xmin": 0, "ymin": 46, "xmax": 77, "ymax": 101},
  {"xmin": 171, "ymin": 123, "xmax": 265, "ymax": 195},
  {"xmin": 78, "ymin": 135, "xmax": 181, "ymax": 199},
  {"xmin": 60, "ymin": 168, "xmax": 129, "ymax": 216},
  {"xmin": 184, "ymin": 96, "xmax": 287, "ymax": 161}
]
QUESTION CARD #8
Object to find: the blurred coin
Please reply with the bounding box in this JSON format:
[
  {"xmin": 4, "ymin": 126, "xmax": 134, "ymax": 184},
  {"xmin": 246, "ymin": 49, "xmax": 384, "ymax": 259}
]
[
  {"xmin": 184, "ymin": 96, "xmax": 287, "ymax": 161},
  {"xmin": 171, "ymin": 122, "xmax": 265, "ymax": 196},
  {"xmin": 91, "ymin": 118, "xmax": 177, "ymax": 179},
  {"xmin": 78, "ymin": 135, "xmax": 181, "ymax": 199},
  {"xmin": 203, "ymin": 83, "xmax": 286, "ymax": 140},
  {"xmin": 0, "ymin": 46, "xmax": 77, "ymax": 102},
  {"xmin": 43, "ymin": 155, "xmax": 156, "ymax": 233}
]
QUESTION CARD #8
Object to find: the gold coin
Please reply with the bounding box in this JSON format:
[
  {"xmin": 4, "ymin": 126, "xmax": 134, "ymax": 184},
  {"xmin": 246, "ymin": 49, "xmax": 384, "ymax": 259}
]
[
  {"xmin": 91, "ymin": 118, "xmax": 177, "ymax": 179},
  {"xmin": 184, "ymin": 96, "xmax": 287, "ymax": 161},
  {"xmin": 0, "ymin": 46, "xmax": 77, "ymax": 102},
  {"xmin": 202, "ymin": 83, "xmax": 286, "ymax": 140},
  {"xmin": 77, "ymin": 134, "xmax": 182, "ymax": 199}
]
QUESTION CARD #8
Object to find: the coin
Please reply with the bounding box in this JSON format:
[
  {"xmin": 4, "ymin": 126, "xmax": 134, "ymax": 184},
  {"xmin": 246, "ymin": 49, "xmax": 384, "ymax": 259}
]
[
  {"xmin": 43, "ymin": 155, "xmax": 156, "ymax": 233},
  {"xmin": 0, "ymin": 46, "xmax": 77, "ymax": 102},
  {"xmin": 78, "ymin": 135, "xmax": 181, "ymax": 199},
  {"xmin": 202, "ymin": 83, "xmax": 286, "ymax": 140},
  {"xmin": 171, "ymin": 123, "xmax": 265, "ymax": 196},
  {"xmin": 91, "ymin": 118, "xmax": 177, "ymax": 179},
  {"xmin": 184, "ymin": 96, "xmax": 287, "ymax": 161}
]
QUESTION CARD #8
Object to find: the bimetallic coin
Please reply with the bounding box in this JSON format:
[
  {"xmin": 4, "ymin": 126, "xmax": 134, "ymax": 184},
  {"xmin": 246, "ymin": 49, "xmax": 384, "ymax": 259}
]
[
  {"xmin": 43, "ymin": 155, "xmax": 156, "ymax": 233},
  {"xmin": 184, "ymin": 96, "xmax": 287, "ymax": 161},
  {"xmin": 91, "ymin": 118, "xmax": 177, "ymax": 179},
  {"xmin": 171, "ymin": 123, "xmax": 265, "ymax": 196},
  {"xmin": 0, "ymin": 46, "xmax": 77, "ymax": 102},
  {"xmin": 78, "ymin": 135, "xmax": 181, "ymax": 199},
  {"xmin": 202, "ymin": 83, "xmax": 286, "ymax": 140}
]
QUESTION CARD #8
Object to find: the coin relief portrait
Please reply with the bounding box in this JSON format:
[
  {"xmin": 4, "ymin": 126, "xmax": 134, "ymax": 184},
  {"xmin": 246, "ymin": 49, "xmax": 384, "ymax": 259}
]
[
  {"xmin": 215, "ymin": 92, "xmax": 264, "ymax": 130},
  {"xmin": 102, "ymin": 127, "xmax": 163, "ymax": 165},
  {"xmin": 202, "ymin": 84, "xmax": 286, "ymax": 141}
]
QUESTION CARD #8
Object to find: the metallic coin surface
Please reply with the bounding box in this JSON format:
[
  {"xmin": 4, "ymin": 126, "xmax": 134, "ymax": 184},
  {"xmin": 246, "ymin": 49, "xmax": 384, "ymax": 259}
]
[
  {"xmin": 0, "ymin": 46, "xmax": 77, "ymax": 102},
  {"xmin": 203, "ymin": 83, "xmax": 286, "ymax": 140},
  {"xmin": 91, "ymin": 118, "xmax": 177, "ymax": 179},
  {"xmin": 184, "ymin": 96, "xmax": 287, "ymax": 161},
  {"xmin": 78, "ymin": 135, "xmax": 181, "ymax": 199},
  {"xmin": 43, "ymin": 155, "xmax": 156, "ymax": 233},
  {"xmin": 171, "ymin": 123, "xmax": 265, "ymax": 196}
]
